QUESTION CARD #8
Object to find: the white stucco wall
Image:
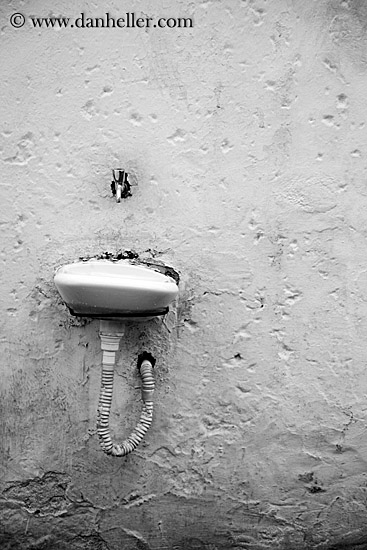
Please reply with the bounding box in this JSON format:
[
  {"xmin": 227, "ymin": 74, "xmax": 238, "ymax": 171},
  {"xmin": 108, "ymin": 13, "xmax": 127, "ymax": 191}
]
[{"xmin": 1, "ymin": 0, "xmax": 367, "ymax": 548}]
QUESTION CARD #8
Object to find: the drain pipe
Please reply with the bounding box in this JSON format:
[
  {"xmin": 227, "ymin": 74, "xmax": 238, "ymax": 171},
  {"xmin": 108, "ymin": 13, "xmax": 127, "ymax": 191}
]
[{"xmin": 97, "ymin": 320, "xmax": 155, "ymax": 457}]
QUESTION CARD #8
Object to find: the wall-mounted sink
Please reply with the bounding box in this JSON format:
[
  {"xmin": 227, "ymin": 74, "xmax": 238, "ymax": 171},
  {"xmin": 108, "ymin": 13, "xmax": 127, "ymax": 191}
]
[{"xmin": 54, "ymin": 260, "xmax": 178, "ymax": 319}]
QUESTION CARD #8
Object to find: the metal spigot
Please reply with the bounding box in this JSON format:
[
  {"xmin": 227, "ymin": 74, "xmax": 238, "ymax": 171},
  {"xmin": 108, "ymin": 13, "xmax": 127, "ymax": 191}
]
[{"xmin": 111, "ymin": 169, "xmax": 131, "ymax": 202}]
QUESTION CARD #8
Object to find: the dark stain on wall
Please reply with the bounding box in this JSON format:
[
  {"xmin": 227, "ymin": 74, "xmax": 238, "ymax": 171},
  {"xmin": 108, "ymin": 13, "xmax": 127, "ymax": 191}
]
[
  {"xmin": 326, "ymin": 0, "xmax": 367, "ymax": 67},
  {"xmin": 3, "ymin": 471, "xmax": 70, "ymax": 516},
  {"xmin": 2, "ymin": 474, "xmax": 367, "ymax": 550}
]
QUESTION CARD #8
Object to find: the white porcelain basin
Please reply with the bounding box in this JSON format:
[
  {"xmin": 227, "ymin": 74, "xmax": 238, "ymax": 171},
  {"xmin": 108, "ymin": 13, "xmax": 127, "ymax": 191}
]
[{"xmin": 54, "ymin": 260, "xmax": 178, "ymax": 319}]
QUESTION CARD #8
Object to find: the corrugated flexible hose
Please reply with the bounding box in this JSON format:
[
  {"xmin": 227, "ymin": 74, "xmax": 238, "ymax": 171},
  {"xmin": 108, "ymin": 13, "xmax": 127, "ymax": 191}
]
[{"xmin": 97, "ymin": 349, "xmax": 155, "ymax": 457}]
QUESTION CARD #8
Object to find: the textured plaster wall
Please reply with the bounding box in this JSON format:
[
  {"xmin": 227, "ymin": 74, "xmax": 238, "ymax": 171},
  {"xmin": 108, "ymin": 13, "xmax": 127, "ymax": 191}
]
[{"xmin": 1, "ymin": 0, "xmax": 367, "ymax": 548}]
